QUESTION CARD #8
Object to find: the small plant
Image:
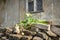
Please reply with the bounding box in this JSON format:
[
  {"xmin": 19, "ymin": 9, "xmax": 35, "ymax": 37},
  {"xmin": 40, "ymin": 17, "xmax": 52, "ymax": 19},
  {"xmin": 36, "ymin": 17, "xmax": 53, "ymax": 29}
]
[
  {"xmin": 19, "ymin": 13, "xmax": 37, "ymax": 29},
  {"xmin": 19, "ymin": 13, "xmax": 49, "ymax": 29},
  {"xmin": 36, "ymin": 20, "xmax": 49, "ymax": 25}
]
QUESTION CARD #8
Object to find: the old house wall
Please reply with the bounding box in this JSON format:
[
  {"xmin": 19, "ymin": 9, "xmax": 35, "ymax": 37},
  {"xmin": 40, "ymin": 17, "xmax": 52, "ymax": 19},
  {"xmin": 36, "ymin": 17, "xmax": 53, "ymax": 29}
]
[
  {"xmin": 41, "ymin": 0, "xmax": 53, "ymax": 20},
  {"xmin": 42, "ymin": 0, "xmax": 60, "ymax": 25},
  {"xmin": 0, "ymin": 0, "xmax": 5, "ymax": 26},
  {"xmin": 0, "ymin": 0, "xmax": 26, "ymax": 27},
  {"xmin": 53, "ymin": 0, "xmax": 60, "ymax": 25},
  {"xmin": 0, "ymin": 0, "xmax": 20, "ymax": 27},
  {"xmin": 20, "ymin": 0, "xmax": 26, "ymax": 21},
  {"xmin": 32, "ymin": 0, "xmax": 60, "ymax": 25},
  {"xmin": 0, "ymin": 0, "xmax": 60, "ymax": 27}
]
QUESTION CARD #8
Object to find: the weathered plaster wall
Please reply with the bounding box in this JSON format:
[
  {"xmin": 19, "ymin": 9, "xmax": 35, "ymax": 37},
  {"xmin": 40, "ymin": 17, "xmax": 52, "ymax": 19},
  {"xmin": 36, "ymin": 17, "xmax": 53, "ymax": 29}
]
[
  {"xmin": 20, "ymin": 0, "xmax": 26, "ymax": 21},
  {"xmin": 0, "ymin": 0, "xmax": 6, "ymax": 27},
  {"xmin": 0, "ymin": 0, "xmax": 26, "ymax": 27},
  {"xmin": 31, "ymin": 0, "xmax": 53, "ymax": 20},
  {"xmin": 53, "ymin": 0, "xmax": 60, "ymax": 25},
  {"xmin": 41, "ymin": 0, "xmax": 60, "ymax": 25},
  {"xmin": 41, "ymin": 0, "xmax": 53, "ymax": 20},
  {"xmin": 1, "ymin": 0, "xmax": 20, "ymax": 27},
  {"xmin": 31, "ymin": 0, "xmax": 60, "ymax": 25},
  {"xmin": 0, "ymin": 0, "xmax": 60, "ymax": 27}
]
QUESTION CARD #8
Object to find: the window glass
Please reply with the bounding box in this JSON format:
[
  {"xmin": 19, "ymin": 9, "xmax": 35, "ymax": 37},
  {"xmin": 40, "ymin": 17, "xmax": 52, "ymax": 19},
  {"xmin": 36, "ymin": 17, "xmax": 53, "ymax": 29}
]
[
  {"xmin": 37, "ymin": 0, "xmax": 43, "ymax": 11},
  {"xmin": 28, "ymin": 0, "xmax": 34, "ymax": 11}
]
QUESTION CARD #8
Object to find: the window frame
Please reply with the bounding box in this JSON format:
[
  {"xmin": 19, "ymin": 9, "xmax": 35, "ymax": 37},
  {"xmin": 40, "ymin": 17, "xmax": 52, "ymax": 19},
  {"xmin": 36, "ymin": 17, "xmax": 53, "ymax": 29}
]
[{"xmin": 26, "ymin": 0, "xmax": 43, "ymax": 13}]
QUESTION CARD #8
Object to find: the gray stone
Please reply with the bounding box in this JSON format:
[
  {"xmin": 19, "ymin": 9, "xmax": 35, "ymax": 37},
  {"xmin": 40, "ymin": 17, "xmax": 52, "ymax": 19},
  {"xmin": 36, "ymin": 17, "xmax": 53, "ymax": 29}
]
[
  {"xmin": 35, "ymin": 24, "xmax": 48, "ymax": 30},
  {"xmin": 20, "ymin": 37, "xmax": 28, "ymax": 40},
  {"xmin": 1, "ymin": 36, "xmax": 7, "ymax": 40},
  {"xmin": 9, "ymin": 37, "xmax": 20, "ymax": 40},
  {"xmin": 33, "ymin": 37, "xmax": 43, "ymax": 40},
  {"xmin": 51, "ymin": 25, "xmax": 60, "ymax": 36},
  {"xmin": 46, "ymin": 30, "xmax": 57, "ymax": 37},
  {"xmin": 9, "ymin": 34, "xmax": 21, "ymax": 40},
  {"xmin": 0, "ymin": 28, "xmax": 6, "ymax": 33}
]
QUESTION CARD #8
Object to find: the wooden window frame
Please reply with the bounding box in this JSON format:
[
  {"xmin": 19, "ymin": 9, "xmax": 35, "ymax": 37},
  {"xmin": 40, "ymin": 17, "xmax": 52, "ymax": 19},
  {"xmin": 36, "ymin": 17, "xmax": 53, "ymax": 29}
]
[{"xmin": 26, "ymin": 0, "xmax": 43, "ymax": 13}]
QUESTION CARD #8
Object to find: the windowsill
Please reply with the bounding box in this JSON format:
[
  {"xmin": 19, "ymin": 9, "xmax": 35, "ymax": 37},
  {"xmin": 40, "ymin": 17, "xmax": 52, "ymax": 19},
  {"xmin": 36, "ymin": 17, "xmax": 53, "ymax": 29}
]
[{"xmin": 29, "ymin": 10, "xmax": 44, "ymax": 13}]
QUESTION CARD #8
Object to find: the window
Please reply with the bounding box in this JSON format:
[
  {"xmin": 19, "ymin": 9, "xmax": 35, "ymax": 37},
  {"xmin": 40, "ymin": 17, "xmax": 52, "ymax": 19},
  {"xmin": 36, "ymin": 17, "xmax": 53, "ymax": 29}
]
[{"xmin": 26, "ymin": 0, "xmax": 43, "ymax": 13}]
